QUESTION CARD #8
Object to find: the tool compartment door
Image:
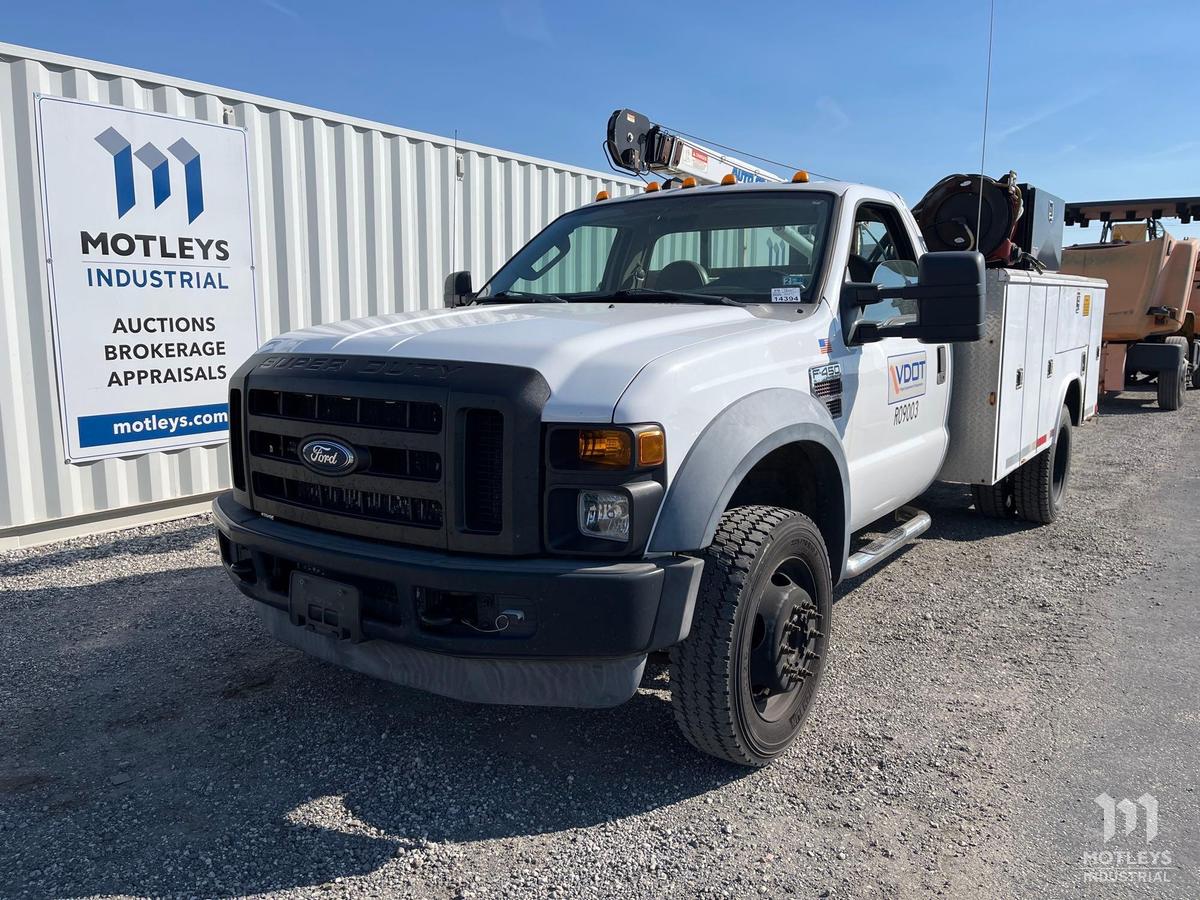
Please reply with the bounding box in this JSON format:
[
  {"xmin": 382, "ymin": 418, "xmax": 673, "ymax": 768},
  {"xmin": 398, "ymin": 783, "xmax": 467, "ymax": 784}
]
[
  {"xmin": 996, "ymin": 279, "xmax": 1031, "ymax": 481},
  {"xmin": 1085, "ymin": 286, "xmax": 1105, "ymax": 416},
  {"xmin": 1020, "ymin": 284, "xmax": 1048, "ymax": 466},
  {"xmin": 1037, "ymin": 285, "xmax": 1065, "ymax": 449}
]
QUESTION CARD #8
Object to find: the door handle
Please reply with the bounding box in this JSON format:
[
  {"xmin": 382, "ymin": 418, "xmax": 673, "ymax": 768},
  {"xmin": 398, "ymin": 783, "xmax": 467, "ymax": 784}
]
[{"xmin": 1016, "ymin": 367, "xmax": 1024, "ymax": 389}]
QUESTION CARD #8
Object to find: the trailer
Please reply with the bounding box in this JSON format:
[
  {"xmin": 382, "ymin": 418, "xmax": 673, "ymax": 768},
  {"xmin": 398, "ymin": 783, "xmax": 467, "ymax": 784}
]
[{"xmin": 1061, "ymin": 197, "xmax": 1200, "ymax": 409}]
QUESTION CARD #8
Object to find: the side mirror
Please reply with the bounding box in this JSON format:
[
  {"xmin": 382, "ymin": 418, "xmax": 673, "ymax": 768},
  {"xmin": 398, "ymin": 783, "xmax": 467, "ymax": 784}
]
[
  {"xmin": 444, "ymin": 270, "xmax": 473, "ymax": 308},
  {"xmin": 843, "ymin": 251, "xmax": 985, "ymax": 345}
]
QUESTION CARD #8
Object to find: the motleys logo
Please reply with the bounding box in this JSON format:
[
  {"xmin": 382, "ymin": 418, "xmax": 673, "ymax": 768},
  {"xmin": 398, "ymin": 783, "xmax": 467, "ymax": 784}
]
[
  {"xmin": 95, "ymin": 127, "xmax": 205, "ymax": 223},
  {"xmin": 1082, "ymin": 792, "xmax": 1173, "ymax": 885},
  {"xmin": 1095, "ymin": 793, "xmax": 1158, "ymax": 843},
  {"xmin": 888, "ymin": 351, "xmax": 927, "ymax": 404}
]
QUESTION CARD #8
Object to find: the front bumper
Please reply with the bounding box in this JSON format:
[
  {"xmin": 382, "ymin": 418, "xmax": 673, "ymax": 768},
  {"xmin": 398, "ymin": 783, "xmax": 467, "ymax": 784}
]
[{"xmin": 212, "ymin": 492, "xmax": 703, "ymax": 707}]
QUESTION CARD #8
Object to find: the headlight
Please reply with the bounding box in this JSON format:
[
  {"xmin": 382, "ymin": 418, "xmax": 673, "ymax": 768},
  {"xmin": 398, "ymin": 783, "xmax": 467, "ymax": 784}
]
[
  {"xmin": 577, "ymin": 429, "xmax": 632, "ymax": 467},
  {"xmin": 577, "ymin": 490, "xmax": 631, "ymax": 541},
  {"xmin": 549, "ymin": 425, "xmax": 665, "ymax": 470}
]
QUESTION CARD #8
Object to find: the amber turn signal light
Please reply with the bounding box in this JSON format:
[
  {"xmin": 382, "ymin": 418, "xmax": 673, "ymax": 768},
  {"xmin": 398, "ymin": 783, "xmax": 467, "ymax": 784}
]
[
  {"xmin": 637, "ymin": 428, "xmax": 666, "ymax": 466},
  {"xmin": 577, "ymin": 429, "xmax": 632, "ymax": 467}
]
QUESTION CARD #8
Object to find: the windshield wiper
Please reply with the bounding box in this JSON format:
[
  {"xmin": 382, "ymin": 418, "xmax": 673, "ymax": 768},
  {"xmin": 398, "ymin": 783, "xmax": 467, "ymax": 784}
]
[
  {"xmin": 485, "ymin": 290, "xmax": 568, "ymax": 304},
  {"xmin": 603, "ymin": 289, "xmax": 740, "ymax": 307}
]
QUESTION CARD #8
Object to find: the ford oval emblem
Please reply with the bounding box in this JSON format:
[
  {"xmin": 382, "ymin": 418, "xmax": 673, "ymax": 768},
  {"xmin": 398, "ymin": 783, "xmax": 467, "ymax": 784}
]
[{"xmin": 299, "ymin": 438, "xmax": 358, "ymax": 476}]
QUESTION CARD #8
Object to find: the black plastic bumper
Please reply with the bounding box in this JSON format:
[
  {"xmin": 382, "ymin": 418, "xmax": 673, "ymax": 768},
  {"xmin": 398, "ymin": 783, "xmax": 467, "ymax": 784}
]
[{"xmin": 213, "ymin": 492, "xmax": 703, "ymax": 662}]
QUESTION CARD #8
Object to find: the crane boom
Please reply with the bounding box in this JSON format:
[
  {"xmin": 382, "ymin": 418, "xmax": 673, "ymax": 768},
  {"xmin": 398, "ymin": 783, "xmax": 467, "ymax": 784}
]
[{"xmin": 604, "ymin": 108, "xmax": 783, "ymax": 186}]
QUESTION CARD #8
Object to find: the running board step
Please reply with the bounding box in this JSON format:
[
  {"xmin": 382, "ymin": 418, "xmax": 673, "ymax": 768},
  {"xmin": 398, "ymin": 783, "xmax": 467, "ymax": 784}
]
[{"xmin": 844, "ymin": 506, "xmax": 931, "ymax": 578}]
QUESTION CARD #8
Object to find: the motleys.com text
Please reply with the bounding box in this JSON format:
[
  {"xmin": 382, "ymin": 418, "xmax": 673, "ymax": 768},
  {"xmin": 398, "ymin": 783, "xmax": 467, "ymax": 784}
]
[
  {"xmin": 112, "ymin": 408, "xmax": 228, "ymax": 437},
  {"xmin": 76, "ymin": 402, "xmax": 230, "ymax": 448}
]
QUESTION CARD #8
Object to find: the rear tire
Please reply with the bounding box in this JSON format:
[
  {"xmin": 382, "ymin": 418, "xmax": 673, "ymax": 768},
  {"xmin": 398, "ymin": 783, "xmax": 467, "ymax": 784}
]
[
  {"xmin": 1157, "ymin": 359, "xmax": 1186, "ymax": 411},
  {"xmin": 971, "ymin": 478, "xmax": 1015, "ymax": 519},
  {"xmin": 1012, "ymin": 405, "xmax": 1072, "ymax": 524},
  {"xmin": 670, "ymin": 506, "xmax": 832, "ymax": 767},
  {"xmin": 1165, "ymin": 336, "xmax": 1193, "ymax": 394}
]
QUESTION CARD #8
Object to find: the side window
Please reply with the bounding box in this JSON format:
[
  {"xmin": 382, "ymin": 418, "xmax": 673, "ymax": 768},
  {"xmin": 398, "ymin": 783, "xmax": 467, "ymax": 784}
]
[
  {"xmin": 850, "ymin": 204, "xmax": 919, "ymax": 325},
  {"xmin": 511, "ymin": 225, "xmax": 618, "ymax": 294}
]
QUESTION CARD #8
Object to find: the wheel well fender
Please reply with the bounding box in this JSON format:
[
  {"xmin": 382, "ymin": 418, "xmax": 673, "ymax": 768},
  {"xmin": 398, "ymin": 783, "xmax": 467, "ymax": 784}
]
[
  {"xmin": 647, "ymin": 388, "xmax": 850, "ymax": 579},
  {"xmin": 1062, "ymin": 376, "xmax": 1083, "ymax": 426}
]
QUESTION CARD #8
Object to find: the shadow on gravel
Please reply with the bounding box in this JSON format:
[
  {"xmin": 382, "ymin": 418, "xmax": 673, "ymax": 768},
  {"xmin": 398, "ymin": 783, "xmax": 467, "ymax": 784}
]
[
  {"xmin": 2, "ymin": 521, "xmax": 214, "ymax": 575},
  {"xmin": 1097, "ymin": 393, "xmax": 1167, "ymax": 416},
  {"xmin": 1, "ymin": 558, "xmax": 746, "ymax": 898}
]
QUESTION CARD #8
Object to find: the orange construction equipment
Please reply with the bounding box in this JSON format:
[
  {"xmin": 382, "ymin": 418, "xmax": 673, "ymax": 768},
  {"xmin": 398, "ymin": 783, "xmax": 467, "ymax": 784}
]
[{"xmin": 1062, "ymin": 197, "xmax": 1200, "ymax": 409}]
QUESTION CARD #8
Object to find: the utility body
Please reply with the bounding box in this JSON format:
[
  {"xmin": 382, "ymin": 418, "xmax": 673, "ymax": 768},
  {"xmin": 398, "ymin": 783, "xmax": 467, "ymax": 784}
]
[{"xmin": 215, "ymin": 112, "xmax": 1106, "ymax": 765}]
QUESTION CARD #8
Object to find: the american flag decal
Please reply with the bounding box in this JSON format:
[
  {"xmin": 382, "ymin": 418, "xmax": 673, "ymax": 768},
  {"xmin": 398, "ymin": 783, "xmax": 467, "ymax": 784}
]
[{"xmin": 818, "ymin": 338, "xmax": 831, "ymax": 355}]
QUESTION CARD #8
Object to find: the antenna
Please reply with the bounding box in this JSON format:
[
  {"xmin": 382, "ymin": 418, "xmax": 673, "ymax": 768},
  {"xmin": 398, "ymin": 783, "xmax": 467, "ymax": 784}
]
[
  {"xmin": 976, "ymin": 0, "xmax": 996, "ymax": 246},
  {"xmin": 451, "ymin": 129, "xmax": 459, "ymax": 274}
]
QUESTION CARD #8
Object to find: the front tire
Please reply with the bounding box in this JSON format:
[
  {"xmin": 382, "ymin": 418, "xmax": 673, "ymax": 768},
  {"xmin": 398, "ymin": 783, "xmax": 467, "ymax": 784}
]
[{"xmin": 670, "ymin": 506, "xmax": 833, "ymax": 767}]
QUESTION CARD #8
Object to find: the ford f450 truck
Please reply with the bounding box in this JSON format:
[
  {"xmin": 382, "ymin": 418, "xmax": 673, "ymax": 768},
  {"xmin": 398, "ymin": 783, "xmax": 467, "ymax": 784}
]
[{"xmin": 215, "ymin": 118, "xmax": 1104, "ymax": 765}]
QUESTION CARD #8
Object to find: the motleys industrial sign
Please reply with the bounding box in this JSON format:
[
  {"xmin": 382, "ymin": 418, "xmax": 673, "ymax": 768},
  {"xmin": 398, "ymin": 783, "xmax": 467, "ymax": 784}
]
[{"xmin": 35, "ymin": 96, "xmax": 258, "ymax": 462}]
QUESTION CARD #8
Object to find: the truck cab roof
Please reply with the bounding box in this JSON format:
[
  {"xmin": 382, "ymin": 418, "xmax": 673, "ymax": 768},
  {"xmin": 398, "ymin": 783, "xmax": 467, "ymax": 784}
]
[{"xmin": 600, "ymin": 178, "xmax": 906, "ymax": 208}]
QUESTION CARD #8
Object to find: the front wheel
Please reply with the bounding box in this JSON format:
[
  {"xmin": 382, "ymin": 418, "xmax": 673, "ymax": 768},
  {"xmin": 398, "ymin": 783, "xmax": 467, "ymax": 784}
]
[{"xmin": 670, "ymin": 506, "xmax": 833, "ymax": 767}]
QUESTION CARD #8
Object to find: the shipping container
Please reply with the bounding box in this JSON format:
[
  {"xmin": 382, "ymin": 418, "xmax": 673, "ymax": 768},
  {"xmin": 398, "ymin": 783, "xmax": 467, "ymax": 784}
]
[{"xmin": 0, "ymin": 42, "xmax": 639, "ymax": 548}]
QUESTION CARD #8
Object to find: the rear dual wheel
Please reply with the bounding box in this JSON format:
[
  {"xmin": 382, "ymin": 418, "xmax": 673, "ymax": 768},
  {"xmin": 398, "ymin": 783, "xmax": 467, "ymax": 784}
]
[
  {"xmin": 971, "ymin": 478, "xmax": 1016, "ymax": 519},
  {"xmin": 1157, "ymin": 361, "xmax": 1186, "ymax": 411},
  {"xmin": 671, "ymin": 506, "xmax": 832, "ymax": 767},
  {"xmin": 1012, "ymin": 404, "xmax": 1073, "ymax": 524},
  {"xmin": 973, "ymin": 405, "xmax": 1073, "ymax": 525}
]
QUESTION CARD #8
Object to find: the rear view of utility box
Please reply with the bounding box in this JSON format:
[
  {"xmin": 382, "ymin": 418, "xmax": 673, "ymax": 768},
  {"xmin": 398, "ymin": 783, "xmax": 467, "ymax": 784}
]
[{"xmin": 939, "ymin": 269, "xmax": 1107, "ymax": 486}]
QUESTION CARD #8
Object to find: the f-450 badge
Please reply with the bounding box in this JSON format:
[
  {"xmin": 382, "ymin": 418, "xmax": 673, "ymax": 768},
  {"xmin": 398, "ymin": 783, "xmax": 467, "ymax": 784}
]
[{"xmin": 809, "ymin": 362, "xmax": 843, "ymax": 419}]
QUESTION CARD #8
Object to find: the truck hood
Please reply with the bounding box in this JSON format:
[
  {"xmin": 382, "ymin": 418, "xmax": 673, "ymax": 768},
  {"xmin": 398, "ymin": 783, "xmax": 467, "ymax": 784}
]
[{"xmin": 258, "ymin": 302, "xmax": 776, "ymax": 421}]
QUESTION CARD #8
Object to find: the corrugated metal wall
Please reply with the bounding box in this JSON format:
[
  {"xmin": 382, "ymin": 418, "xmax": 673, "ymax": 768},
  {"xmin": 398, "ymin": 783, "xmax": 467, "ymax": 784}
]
[{"xmin": 0, "ymin": 43, "xmax": 639, "ymax": 542}]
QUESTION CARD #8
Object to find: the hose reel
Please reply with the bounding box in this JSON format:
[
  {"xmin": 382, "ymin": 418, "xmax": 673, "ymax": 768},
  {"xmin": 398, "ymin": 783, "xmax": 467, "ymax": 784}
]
[{"xmin": 913, "ymin": 171, "xmax": 1025, "ymax": 267}]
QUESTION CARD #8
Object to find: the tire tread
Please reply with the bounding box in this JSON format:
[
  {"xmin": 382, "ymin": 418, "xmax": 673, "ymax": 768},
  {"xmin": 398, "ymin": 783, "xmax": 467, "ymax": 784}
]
[{"xmin": 669, "ymin": 505, "xmax": 824, "ymax": 767}]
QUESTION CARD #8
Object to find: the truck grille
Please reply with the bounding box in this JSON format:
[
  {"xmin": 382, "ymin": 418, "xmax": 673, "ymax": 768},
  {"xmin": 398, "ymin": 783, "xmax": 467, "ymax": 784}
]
[
  {"xmin": 248, "ymin": 389, "xmax": 442, "ymax": 434},
  {"xmin": 251, "ymin": 472, "xmax": 443, "ymax": 528},
  {"xmin": 231, "ymin": 355, "xmax": 550, "ymax": 554},
  {"xmin": 463, "ymin": 409, "xmax": 504, "ymax": 533}
]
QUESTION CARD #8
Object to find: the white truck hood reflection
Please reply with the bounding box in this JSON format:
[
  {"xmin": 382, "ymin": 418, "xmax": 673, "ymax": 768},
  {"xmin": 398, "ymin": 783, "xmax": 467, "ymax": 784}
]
[{"xmin": 258, "ymin": 302, "xmax": 777, "ymax": 421}]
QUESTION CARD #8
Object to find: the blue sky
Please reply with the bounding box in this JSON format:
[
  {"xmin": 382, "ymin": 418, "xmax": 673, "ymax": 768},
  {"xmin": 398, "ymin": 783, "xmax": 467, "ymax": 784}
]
[{"xmin": 7, "ymin": 0, "xmax": 1198, "ymax": 239}]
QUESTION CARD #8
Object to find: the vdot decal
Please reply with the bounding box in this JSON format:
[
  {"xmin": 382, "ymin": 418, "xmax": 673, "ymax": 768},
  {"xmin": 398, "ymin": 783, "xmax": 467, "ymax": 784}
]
[
  {"xmin": 888, "ymin": 351, "xmax": 927, "ymax": 404},
  {"xmin": 95, "ymin": 127, "xmax": 205, "ymax": 222}
]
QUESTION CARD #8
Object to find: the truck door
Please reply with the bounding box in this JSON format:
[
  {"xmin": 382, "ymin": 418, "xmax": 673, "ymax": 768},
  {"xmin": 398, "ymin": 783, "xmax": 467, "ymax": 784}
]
[{"xmin": 841, "ymin": 203, "xmax": 951, "ymax": 530}]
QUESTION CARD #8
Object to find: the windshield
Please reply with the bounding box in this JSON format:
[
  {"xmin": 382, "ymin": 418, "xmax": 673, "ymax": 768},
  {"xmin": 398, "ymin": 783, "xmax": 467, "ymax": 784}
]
[{"xmin": 478, "ymin": 191, "xmax": 835, "ymax": 304}]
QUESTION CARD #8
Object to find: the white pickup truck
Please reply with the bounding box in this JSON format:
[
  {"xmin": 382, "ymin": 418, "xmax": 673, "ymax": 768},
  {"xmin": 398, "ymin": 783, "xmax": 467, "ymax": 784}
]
[{"xmin": 214, "ymin": 174, "xmax": 1103, "ymax": 766}]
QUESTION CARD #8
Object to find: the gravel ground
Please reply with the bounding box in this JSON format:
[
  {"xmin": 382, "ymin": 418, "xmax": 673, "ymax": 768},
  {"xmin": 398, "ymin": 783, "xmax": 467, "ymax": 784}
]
[{"xmin": 2, "ymin": 391, "xmax": 1198, "ymax": 899}]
